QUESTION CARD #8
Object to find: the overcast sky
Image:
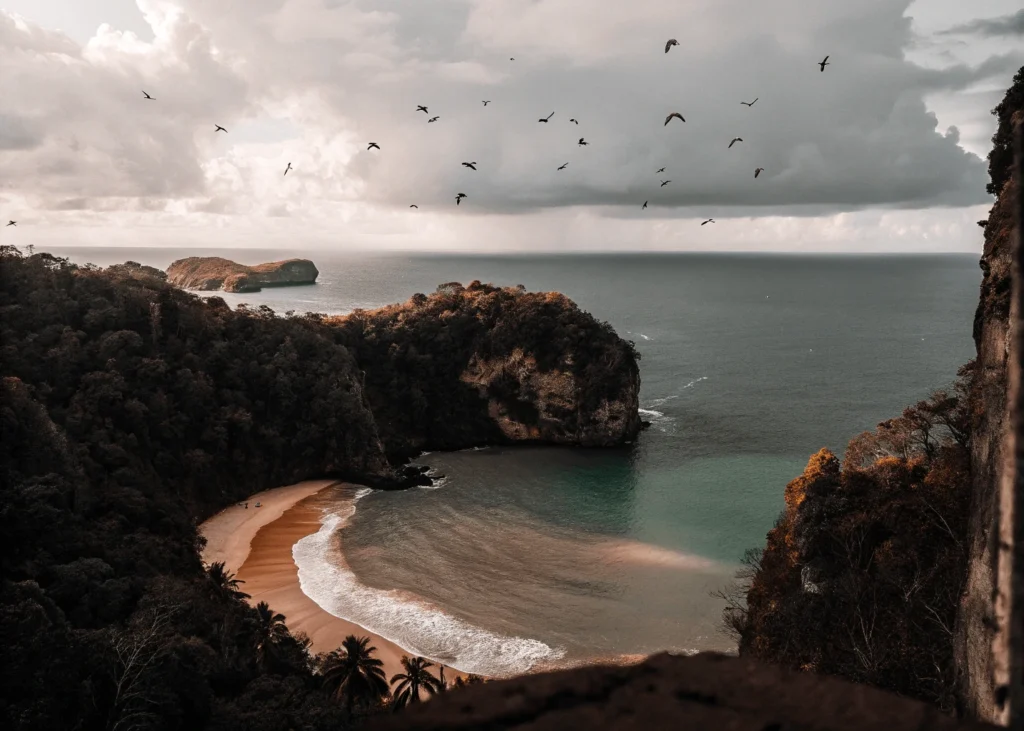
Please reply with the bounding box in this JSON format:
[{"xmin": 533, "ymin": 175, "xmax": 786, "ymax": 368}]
[{"xmin": 0, "ymin": 0, "xmax": 1021, "ymax": 252}]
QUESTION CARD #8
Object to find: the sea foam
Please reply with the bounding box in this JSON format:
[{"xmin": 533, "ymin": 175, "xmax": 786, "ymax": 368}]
[{"xmin": 293, "ymin": 492, "xmax": 565, "ymax": 677}]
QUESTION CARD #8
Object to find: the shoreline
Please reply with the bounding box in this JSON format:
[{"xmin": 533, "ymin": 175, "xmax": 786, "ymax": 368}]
[{"xmin": 199, "ymin": 480, "xmax": 467, "ymax": 682}]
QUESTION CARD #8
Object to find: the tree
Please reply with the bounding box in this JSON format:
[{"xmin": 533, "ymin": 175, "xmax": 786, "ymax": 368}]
[
  {"xmin": 206, "ymin": 561, "xmax": 250, "ymax": 600},
  {"xmin": 452, "ymin": 673, "xmax": 485, "ymax": 689},
  {"xmin": 390, "ymin": 655, "xmax": 444, "ymax": 710},
  {"xmin": 321, "ymin": 635, "xmax": 390, "ymax": 716},
  {"xmin": 252, "ymin": 601, "xmax": 290, "ymax": 668},
  {"xmin": 986, "ymin": 65, "xmax": 1024, "ymax": 195}
]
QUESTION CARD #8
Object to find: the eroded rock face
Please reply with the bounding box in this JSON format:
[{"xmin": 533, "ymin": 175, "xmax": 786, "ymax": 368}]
[
  {"xmin": 166, "ymin": 256, "xmax": 319, "ymax": 292},
  {"xmin": 370, "ymin": 653, "xmax": 999, "ymax": 731},
  {"xmin": 956, "ymin": 111, "xmax": 1021, "ymax": 719},
  {"xmin": 460, "ymin": 348, "xmax": 641, "ymax": 447}
]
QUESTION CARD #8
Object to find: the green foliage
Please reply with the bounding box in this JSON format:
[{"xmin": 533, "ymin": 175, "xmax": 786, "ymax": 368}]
[
  {"xmin": 732, "ymin": 366, "xmax": 975, "ymax": 712},
  {"xmin": 329, "ymin": 282, "xmax": 641, "ymax": 460},
  {"xmin": 986, "ymin": 65, "xmax": 1024, "ymax": 196}
]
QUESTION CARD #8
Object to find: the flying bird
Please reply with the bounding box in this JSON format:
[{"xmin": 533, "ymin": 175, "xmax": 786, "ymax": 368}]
[
  {"xmin": 741, "ymin": 98, "xmax": 758, "ymax": 107},
  {"xmin": 642, "ymin": 201, "xmax": 648, "ymax": 210},
  {"xmin": 283, "ymin": 162, "xmax": 292, "ymax": 176},
  {"xmin": 428, "ymin": 116, "xmax": 439, "ymax": 123},
  {"xmin": 755, "ymin": 167, "xmax": 764, "ymax": 178},
  {"xmin": 510, "ymin": 57, "xmax": 515, "ymax": 61},
  {"xmin": 214, "ymin": 125, "xmax": 227, "ymax": 133},
  {"xmin": 660, "ymin": 180, "xmax": 671, "ymax": 187},
  {"xmin": 462, "ymin": 162, "xmax": 478, "ymax": 170},
  {"xmin": 819, "ymin": 55, "xmax": 830, "ymax": 72},
  {"xmin": 482, "ymin": 100, "xmax": 491, "ymax": 106},
  {"xmin": 538, "ymin": 112, "xmax": 554, "ymax": 123},
  {"xmin": 569, "ymin": 118, "xmax": 579, "ymax": 125},
  {"xmin": 367, "ymin": 142, "xmax": 380, "ymax": 150},
  {"xmin": 456, "ymin": 193, "xmax": 467, "ymax": 205},
  {"xmin": 701, "ymin": 218, "xmax": 715, "ymax": 226},
  {"xmin": 664, "ymin": 112, "xmax": 685, "ymax": 125},
  {"xmin": 578, "ymin": 137, "xmax": 588, "ymax": 146},
  {"xmin": 728, "ymin": 137, "xmax": 743, "ymax": 148},
  {"xmin": 409, "ymin": 205, "xmax": 418, "ymax": 208},
  {"xmin": 665, "ymin": 39, "xmax": 678, "ymax": 53},
  {"xmin": 142, "ymin": 90, "xmax": 154, "ymax": 100},
  {"xmin": 416, "ymin": 105, "xmax": 429, "ymax": 113},
  {"xmin": 557, "ymin": 163, "xmax": 568, "ymax": 170},
  {"xmin": 6, "ymin": 220, "xmax": 15, "ymax": 226},
  {"xmin": 656, "ymin": 167, "xmax": 666, "ymax": 173}
]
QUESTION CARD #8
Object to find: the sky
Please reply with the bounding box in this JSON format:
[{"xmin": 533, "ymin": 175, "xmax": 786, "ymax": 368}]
[{"xmin": 0, "ymin": 0, "xmax": 1021, "ymax": 253}]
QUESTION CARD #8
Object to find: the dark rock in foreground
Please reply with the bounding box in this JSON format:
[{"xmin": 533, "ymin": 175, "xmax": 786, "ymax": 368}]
[
  {"xmin": 166, "ymin": 256, "xmax": 319, "ymax": 292},
  {"xmin": 371, "ymin": 653, "xmax": 999, "ymax": 731}
]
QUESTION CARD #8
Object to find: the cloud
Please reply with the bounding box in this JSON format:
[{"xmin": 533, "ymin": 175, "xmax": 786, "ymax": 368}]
[
  {"xmin": 939, "ymin": 9, "xmax": 1024, "ymax": 37},
  {"xmin": 0, "ymin": 0, "xmax": 1020, "ymax": 249}
]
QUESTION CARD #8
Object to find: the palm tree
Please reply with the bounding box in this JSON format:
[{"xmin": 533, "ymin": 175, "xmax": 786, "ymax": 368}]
[
  {"xmin": 322, "ymin": 635, "xmax": 390, "ymax": 716},
  {"xmin": 390, "ymin": 655, "xmax": 445, "ymax": 711},
  {"xmin": 206, "ymin": 561, "xmax": 250, "ymax": 599},
  {"xmin": 452, "ymin": 673, "xmax": 485, "ymax": 688},
  {"xmin": 253, "ymin": 601, "xmax": 289, "ymax": 668}
]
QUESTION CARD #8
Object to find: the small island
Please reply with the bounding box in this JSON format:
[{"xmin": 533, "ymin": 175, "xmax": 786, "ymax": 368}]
[{"xmin": 166, "ymin": 256, "xmax": 319, "ymax": 293}]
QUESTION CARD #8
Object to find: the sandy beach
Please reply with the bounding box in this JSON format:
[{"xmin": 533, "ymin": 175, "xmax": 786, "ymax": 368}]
[{"xmin": 200, "ymin": 480, "xmax": 462, "ymax": 682}]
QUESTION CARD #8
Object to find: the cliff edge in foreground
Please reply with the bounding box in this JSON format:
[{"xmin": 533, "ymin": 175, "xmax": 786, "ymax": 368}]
[
  {"xmin": 328, "ymin": 281, "xmax": 643, "ymax": 460},
  {"xmin": 166, "ymin": 256, "xmax": 319, "ymax": 292}
]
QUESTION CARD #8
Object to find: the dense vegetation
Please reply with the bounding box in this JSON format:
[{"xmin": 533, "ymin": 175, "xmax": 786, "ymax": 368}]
[
  {"xmin": 728, "ymin": 364, "xmax": 974, "ymax": 712},
  {"xmin": 328, "ymin": 281, "xmax": 641, "ymax": 460},
  {"xmin": 0, "ymin": 249, "xmax": 614, "ymax": 729}
]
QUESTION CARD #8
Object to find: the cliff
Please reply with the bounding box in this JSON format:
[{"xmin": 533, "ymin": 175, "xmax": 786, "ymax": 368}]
[
  {"xmin": 327, "ymin": 280, "xmax": 642, "ymax": 460},
  {"xmin": 957, "ymin": 72, "xmax": 1024, "ymax": 719},
  {"xmin": 166, "ymin": 256, "xmax": 319, "ymax": 292}
]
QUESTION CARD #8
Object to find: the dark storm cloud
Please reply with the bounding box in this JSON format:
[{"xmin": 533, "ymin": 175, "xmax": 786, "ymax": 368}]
[{"xmin": 939, "ymin": 9, "xmax": 1024, "ymax": 37}]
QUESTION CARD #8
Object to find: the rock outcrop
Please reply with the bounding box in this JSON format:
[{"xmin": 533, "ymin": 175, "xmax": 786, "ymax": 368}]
[
  {"xmin": 371, "ymin": 652, "xmax": 999, "ymax": 731},
  {"xmin": 329, "ymin": 281, "xmax": 642, "ymax": 461},
  {"xmin": 955, "ymin": 88, "xmax": 1023, "ymax": 719},
  {"xmin": 166, "ymin": 256, "xmax": 319, "ymax": 292}
]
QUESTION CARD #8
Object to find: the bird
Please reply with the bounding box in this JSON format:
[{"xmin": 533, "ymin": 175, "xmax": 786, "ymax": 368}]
[
  {"xmin": 456, "ymin": 193, "xmax": 467, "ymax": 205},
  {"xmin": 283, "ymin": 162, "xmax": 292, "ymax": 176},
  {"xmin": 416, "ymin": 105, "xmax": 429, "ymax": 113},
  {"xmin": 142, "ymin": 90, "xmax": 154, "ymax": 100},
  {"xmin": 367, "ymin": 142, "xmax": 380, "ymax": 150},
  {"xmin": 741, "ymin": 98, "xmax": 758, "ymax": 107},
  {"xmin": 755, "ymin": 167, "xmax": 764, "ymax": 178},
  {"xmin": 510, "ymin": 57, "xmax": 515, "ymax": 61},
  {"xmin": 557, "ymin": 163, "xmax": 568, "ymax": 170},
  {"xmin": 728, "ymin": 137, "xmax": 743, "ymax": 148},
  {"xmin": 569, "ymin": 118, "xmax": 579, "ymax": 125},
  {"xmin": 462, "ymin": 162, "xmax": 478, "ymax": 170},
  {"xmin": 428, "ymin": 116, "xmax": 439, "ymax": 123},
  {"xmin": 642, "ymin": 201, "xmax": 648, "ymax": 210},
  {"xmin": 665, "ymin": 39, "xmax": 678, "ymax": 53},
  {"xmin": 660, "ymin": 180, "xmax": 671, "ymax": 187},
  {"xmin": 538, "ymin": 112, "xmax": 554, "ymax": 123},
  {"xmin": 6, "ymin": 220, "xmax": 15, "ymax": 226},
  {"xmin": 656, "ymin": 167, "xmax": 666, "ymax": 173},
  {"xmin": 664, "ymin": 112, "xmax": 685, "ymax": 126},
  {"xmin": 482, "ymin": 100, "xmax": 491, "ymax": 106},
  {"xmin": 409, "ymin": 205, "xmax": 418, "ymax": 208},
  {"xmin": 214, "ymin": 125, "xmax": 227, "ymax": 133},
  {"xmin": 819, "ymin": 55, "xmax": 830, "ymax": 72},
  {"xmin": 578, "ymin": 137, "xmax": 589, "ymax": 146},
  {"xmin": 701, "ymin": 218, "xmax": 715, "ymax": 225}
]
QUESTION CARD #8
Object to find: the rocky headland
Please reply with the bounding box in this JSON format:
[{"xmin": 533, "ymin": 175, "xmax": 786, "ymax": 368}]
[{"xmin": 166, "ymin": 256, "xmax": 319, "ymax": 292}]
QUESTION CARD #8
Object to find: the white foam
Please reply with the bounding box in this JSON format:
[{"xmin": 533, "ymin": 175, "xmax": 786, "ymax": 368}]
[
  {"xmin": 638, "ymin": 408, "xmax": 664, "ymax": 418},
  {"xmin": 682, "ymin": 376, "xmax": 708, "ymax": 389},
  {"xmin": 293, "ymin": 495, "xmax": 565, "ymax": 677}
]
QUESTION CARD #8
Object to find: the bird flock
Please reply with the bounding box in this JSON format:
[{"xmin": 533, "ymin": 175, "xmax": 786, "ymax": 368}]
[
  {"xmin": 355, "ymin": 45, "xmax": 831, "ymax": 217},
  {"xmin": 2, "ymin": 45, "xmax": 834, "ymax": 231}
]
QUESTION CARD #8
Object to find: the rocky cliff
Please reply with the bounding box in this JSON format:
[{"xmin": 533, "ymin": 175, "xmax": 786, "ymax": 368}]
[
  {"xmin": 956, "ymin": 77, "xmax": 1023, "ymax": 718},
  {"xmin": 166, "ymin": 256, "xmax": 319, "ymax": 292},
  {"xmin": 328, "ymin": 281, "xmax": 642, "ymax": 461}
]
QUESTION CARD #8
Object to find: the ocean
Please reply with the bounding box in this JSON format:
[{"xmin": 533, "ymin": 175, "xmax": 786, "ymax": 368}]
[{"xmin": 50, "ymin": 247, "xmax": 981, "ymax": 676}]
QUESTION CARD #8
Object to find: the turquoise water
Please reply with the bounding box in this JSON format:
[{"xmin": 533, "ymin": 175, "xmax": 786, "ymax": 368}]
[{"xmin": 54, "ymin": 248, "xmax": 981, "ymax": 673}]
